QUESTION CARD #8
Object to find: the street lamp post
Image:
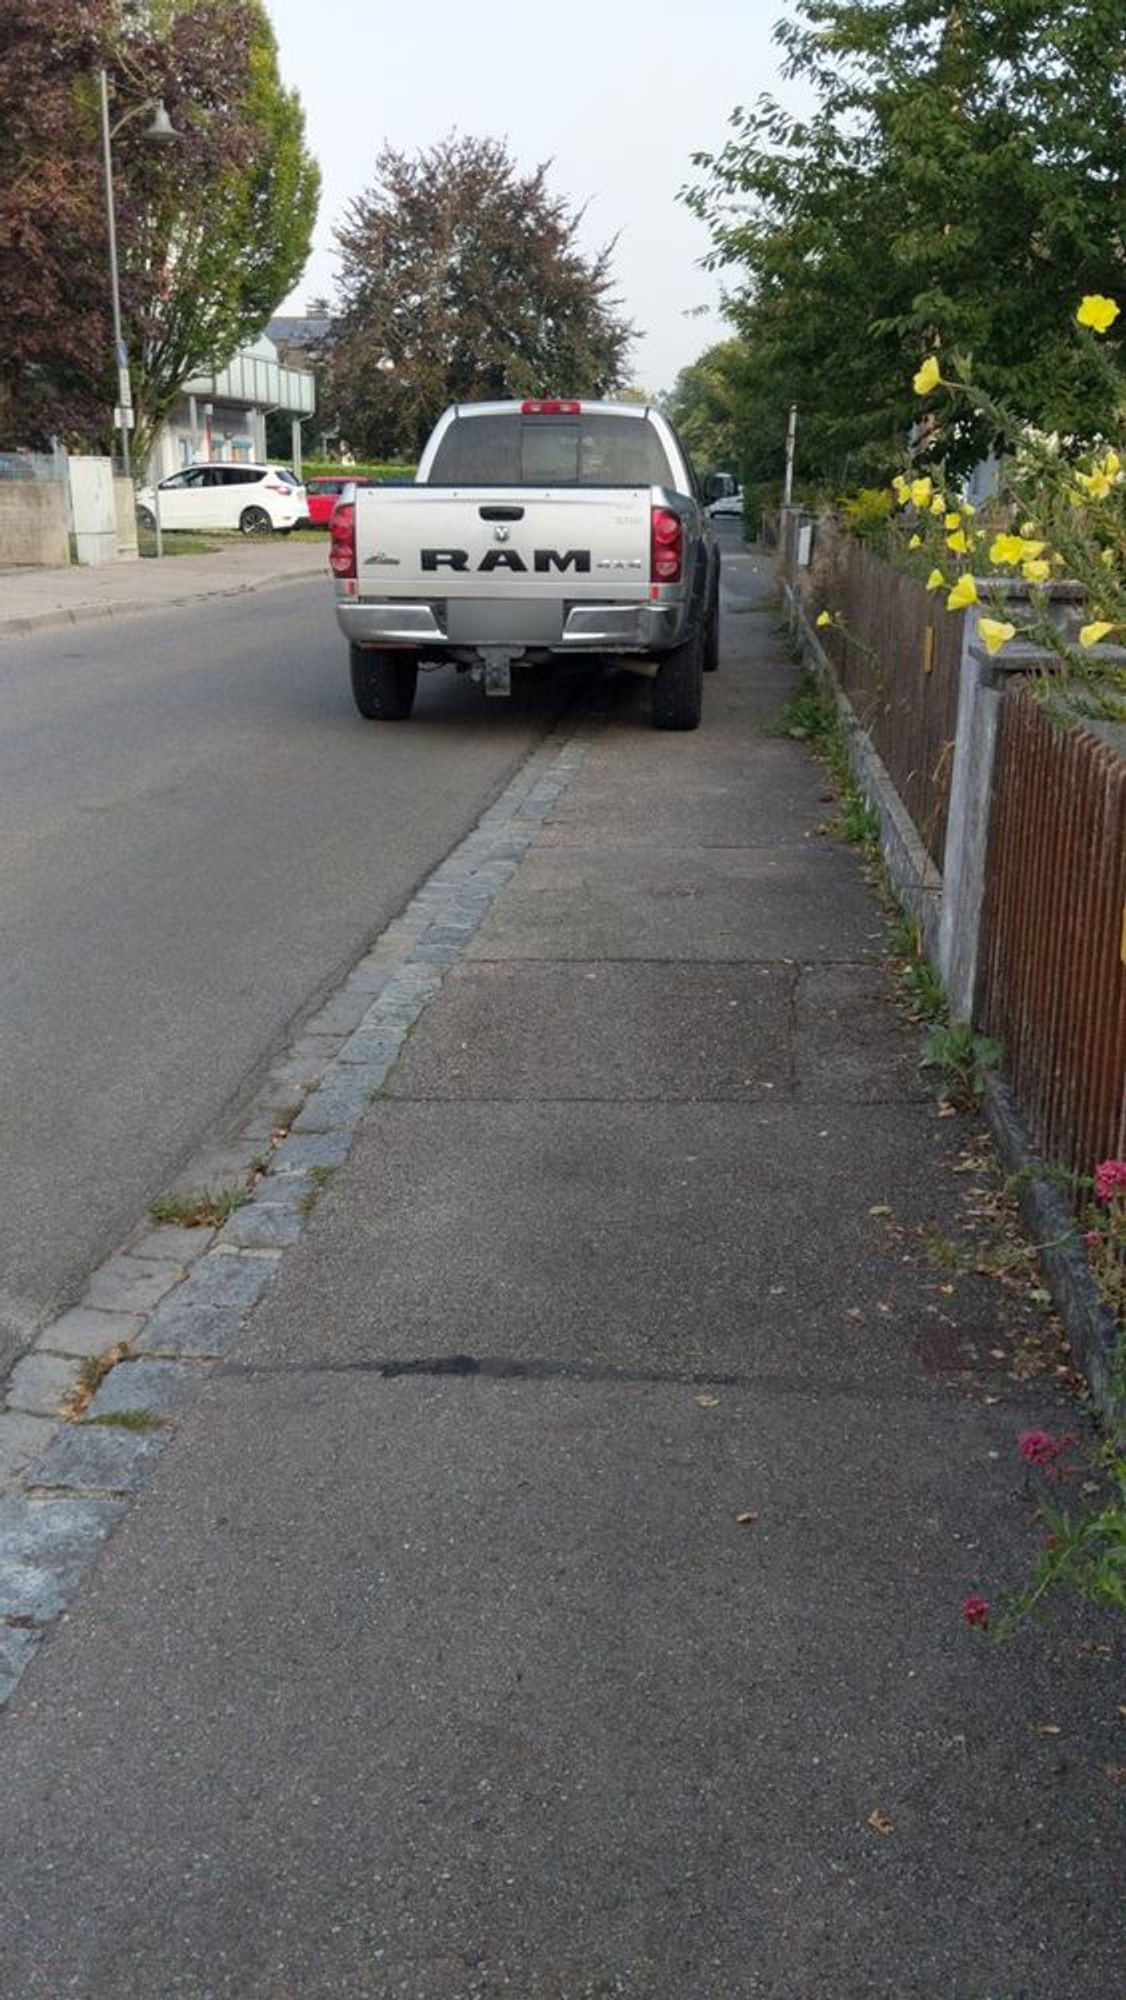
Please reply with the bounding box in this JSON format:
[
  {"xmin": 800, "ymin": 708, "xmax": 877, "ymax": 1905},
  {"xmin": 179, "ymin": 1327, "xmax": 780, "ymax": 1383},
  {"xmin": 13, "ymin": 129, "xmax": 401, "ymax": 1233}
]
[{"xmin": 97, "ymin": 67, "xmax": 177, "ymax": 484}]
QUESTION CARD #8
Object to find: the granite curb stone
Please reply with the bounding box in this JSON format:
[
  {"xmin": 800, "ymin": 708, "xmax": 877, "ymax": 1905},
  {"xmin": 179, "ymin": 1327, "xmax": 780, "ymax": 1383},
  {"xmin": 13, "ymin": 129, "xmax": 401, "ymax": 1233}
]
[
  {"xmin": 0, "ymin": 1414, "xmax": 60, "ymax": 1486},
  {"xmin": 5, "ymin": 1352, "xmax": 84, "ymax": 1418},
  {"xmin": 25, "ymin": 1423, "xmax": 168, "ymax": 1493},
  {"xmin": 0, "ymin": 1495, "xmax": 125, "ymax": 1565},
  {"xmin": 86, "ymin": 1255, "xmax": 185, "ymax": 1315},
  {"xmin": 86, "ymin": 1358, "xmax": 199, "ymax": 1420}
]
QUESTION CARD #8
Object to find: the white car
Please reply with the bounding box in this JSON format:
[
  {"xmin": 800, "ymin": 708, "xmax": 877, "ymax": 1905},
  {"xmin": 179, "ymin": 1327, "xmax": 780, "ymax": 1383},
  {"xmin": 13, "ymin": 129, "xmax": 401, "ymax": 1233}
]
[
  {"xmin": 136, "ymin": 463, "xmax": 307, "ymax": 535},
  {"xmin": 706, "ymin": 489, "xmax": 745, "ymax": 519}
]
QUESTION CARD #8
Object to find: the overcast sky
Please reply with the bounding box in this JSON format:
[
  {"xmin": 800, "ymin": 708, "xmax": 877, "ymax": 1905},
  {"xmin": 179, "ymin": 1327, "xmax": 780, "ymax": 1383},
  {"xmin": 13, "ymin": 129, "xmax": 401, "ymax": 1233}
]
[{"xmin": 265, "ymin": 0, "xmax": 805, "ymax": 394}]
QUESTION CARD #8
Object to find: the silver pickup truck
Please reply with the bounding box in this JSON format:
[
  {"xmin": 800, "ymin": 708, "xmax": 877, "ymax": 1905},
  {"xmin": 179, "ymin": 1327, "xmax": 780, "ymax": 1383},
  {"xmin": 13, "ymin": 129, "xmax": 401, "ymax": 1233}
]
[{"xmin": 329, "ymin": 399, "xmax": 720, "ymax": 730}]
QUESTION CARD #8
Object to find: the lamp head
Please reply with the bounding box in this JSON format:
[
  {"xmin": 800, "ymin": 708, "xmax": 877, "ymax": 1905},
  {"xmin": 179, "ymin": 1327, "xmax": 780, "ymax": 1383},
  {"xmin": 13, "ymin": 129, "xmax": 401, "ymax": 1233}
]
[{"xmin": 146, "ymin": 101, "xmax": 177, "ymax": 143}]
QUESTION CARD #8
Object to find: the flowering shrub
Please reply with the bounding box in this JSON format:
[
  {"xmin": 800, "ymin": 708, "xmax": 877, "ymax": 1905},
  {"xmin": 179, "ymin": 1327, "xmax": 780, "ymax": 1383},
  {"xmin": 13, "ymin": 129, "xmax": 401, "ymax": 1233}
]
[{"xmin": 860, "ymin": 297, "xmax": 1125, "ymax": 721}]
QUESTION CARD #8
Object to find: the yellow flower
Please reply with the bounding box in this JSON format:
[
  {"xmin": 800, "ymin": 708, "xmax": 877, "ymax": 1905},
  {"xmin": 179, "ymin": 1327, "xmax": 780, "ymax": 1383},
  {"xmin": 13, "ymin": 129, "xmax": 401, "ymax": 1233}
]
[
  {"xmin": 989, "ymin": 533, "xmax": 1026, "ymax": 566},
  {"xmin": 913, "ymin": 355, "xmax": 942, "ymax": 395},
  {"xmin": 1079, "ymin": 620, "xmax": 1114, "ymax": 647},
  {"xmin": 925, "ymin": 568, "xmax": 945, "ymax": 592},
  {"xmin": 1100, "ymin": 546, "xmax": 1115, "ymax": 567},
  {"xmin": 908, "ymin": 533, "xmax": 922, "ymax": 549},
  {"xmin": 943, "ymin": 512, "xmax": 962, "ymax": 529},
  {"xmin": 1103, "ymin": 449, "xmax": 1121, "ymax": 478},
  {"xmin": 961, "ymin": 501, "xmax": 976, "ymax": 517},
  {"xmin": 1021, "ymin": 559, "xmax": 1051, "ymax": 583},
  {"xmin": 1019, "ymin": 539, "xmax": 1045, "ymax": 559},
  {"xmin": 816, "ymin": 611, "xmax": 832, "ymax": 628},
  {"xmin": 930, "ymin": 495, "xmax": 947, "ymax": 516},
  {"xmin": 910, "ymin": 476, "xmax": 933, "ymax": 509},
  {"xmin": 1078, "ymin": 468, "xmax": 1113, "ymax": 500},
  {"xmin": 1019, "ymin": 520, "xmax": 1038, "ymax": 537},
  {"xmin": 946, "ymin": 529, "xmax": 969, "ymax": 555},
  {"xmin": 978, "ymin": 618, "xmax": 1016, "ymax": 656},
  {"xmin": 1076, "ymin": 295, "xmax": 1120, "ymax": 335},
  {"xmin": 892, "ymin": 474, "xmax": 910, "ymax": 504},
  {"xmin": 946, "ymin": 575, "xmax": 979, "ymax": 611}
]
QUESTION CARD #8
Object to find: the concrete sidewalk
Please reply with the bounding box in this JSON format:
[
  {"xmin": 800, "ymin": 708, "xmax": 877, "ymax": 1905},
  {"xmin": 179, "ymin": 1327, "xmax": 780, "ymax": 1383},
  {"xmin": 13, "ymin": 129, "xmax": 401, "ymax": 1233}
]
[
  {"xmin": 0, "ymin": 534, "xmax": 325, "ymax": 639},
  {"xmin": 0, "ymin": 551, "xmax": 1119, "ymax": 1997}
]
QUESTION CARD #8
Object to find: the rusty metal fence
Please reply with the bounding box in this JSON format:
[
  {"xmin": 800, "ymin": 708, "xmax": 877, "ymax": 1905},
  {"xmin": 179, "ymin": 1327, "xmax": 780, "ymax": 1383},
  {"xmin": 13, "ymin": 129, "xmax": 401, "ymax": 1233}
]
[
  {"xmin": 979, "ymin": 683, "xmax": 1126, "ymax": 1181},
  {"xmin": 806, "ymin": 524, "xmax": 961, "ymax": 870}
]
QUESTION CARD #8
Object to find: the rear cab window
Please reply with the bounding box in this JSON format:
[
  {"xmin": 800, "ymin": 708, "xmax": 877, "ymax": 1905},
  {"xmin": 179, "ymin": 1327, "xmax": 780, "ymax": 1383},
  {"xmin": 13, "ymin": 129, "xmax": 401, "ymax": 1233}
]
[{"xmin": 428, "ymin": 413, "xmax": 676, "ymax": 489}]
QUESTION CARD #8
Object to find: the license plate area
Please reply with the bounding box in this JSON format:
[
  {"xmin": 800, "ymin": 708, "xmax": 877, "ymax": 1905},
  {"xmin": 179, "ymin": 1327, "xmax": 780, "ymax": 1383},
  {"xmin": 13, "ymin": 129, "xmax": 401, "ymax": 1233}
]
[{"xmin": 446, "ymin": 598, "xmax": 563, "ymax": 645}]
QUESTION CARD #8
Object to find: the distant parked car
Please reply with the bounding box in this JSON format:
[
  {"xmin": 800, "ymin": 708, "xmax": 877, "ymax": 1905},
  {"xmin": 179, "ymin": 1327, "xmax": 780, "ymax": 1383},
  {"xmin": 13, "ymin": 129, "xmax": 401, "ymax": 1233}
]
[
  {"xmin": 305, "ymin": 474, "xmax": 374, "ymax": 527},
  {"xmin": 706, "ymin": 489, "xmax": 745, "ymax": 519},
  {"xmin": 135, "ymin": 463, "xmax": 307, "ymax": 535}
]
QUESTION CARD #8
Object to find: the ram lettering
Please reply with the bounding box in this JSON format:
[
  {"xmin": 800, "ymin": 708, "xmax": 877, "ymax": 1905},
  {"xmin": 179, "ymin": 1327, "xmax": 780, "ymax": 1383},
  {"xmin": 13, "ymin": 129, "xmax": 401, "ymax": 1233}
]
[{"xmin": 420, "ymin": 549, "xmax": 592, "ymax": 574}]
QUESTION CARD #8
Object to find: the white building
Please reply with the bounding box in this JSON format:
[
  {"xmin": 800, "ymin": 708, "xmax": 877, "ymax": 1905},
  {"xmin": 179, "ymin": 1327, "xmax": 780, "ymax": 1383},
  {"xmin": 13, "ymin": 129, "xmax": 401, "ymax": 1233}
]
[{"xmin": 148, "ymin": 333, "xmax": 316, "ymax": 478}]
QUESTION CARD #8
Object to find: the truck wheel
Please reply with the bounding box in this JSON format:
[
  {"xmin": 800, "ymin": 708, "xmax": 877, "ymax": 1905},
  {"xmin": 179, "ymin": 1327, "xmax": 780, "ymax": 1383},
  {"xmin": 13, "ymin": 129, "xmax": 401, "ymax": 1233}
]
[
  {"xmin": 652, "ymin": 629, "xmax": 703, "ymax": 731},
  {"xmin": 350, "ymin": 645, "xmax": 418, "ymax": 721},
  {"xmin": 703, "ymin": 576, "xmax": 720, "ymax": 673}
]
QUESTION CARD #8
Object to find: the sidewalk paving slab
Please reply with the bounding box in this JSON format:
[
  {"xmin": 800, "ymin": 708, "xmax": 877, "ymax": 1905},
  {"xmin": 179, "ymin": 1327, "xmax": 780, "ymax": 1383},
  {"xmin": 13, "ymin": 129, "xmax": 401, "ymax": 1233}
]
[{"xmin": 0, "ymin": 537, "xmax": 324, "ymax": 640}]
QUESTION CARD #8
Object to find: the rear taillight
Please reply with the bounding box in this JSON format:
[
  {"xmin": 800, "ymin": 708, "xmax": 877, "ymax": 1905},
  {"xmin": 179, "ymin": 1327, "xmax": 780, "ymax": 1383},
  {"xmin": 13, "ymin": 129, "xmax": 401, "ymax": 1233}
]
[
  {"xmin": 329, "ymin": 500, "xmax": 356, "ymax": 579},
  {"xmin": 651, "ymin": 506, "xmax": 683, "ymax": 583},
  {"xmin": 521, "ymin": 399, "xmax": 582, "ymax": 415}
]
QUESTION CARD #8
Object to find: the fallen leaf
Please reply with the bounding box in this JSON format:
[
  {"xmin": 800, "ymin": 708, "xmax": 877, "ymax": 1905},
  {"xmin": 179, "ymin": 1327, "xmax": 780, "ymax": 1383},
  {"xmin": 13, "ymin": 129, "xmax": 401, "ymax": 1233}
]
[
  {"xmin": 937, "ymin": 1102, "xmax": 958, "ymax": 1118},
  {"xmin": 869, "ymin": 1205, "xmax": 893, "ymax": 1217},
  {"xmin": 989, "ymin": 1348, "xmax": 1007, "ymax": 1362},
  {"xmin": 867, "ymin": 1809, "xmax": 895, "ymax": 1836},
  {"xmin": 695, "ymin": 1394, "xmax": 720, "ymax": 1409},
  {"xmin": 983, "ymin": 1395, "xmax": 1002, "ymax": 1406},
  {"xmin": 735, "ymin": 1511, "xmax": 759, "ymax": 1528},
  {"xmin": 1034, "ymin": 1723, "xmax": 1061, "ymax": 1737}
]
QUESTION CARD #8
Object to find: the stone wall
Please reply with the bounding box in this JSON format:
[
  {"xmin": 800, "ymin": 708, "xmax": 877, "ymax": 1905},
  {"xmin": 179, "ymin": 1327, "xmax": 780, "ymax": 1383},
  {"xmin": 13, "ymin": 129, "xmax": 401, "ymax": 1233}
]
[{"xmin": 0, "ymin": 482, "xmax": 69, "ymax": 567}]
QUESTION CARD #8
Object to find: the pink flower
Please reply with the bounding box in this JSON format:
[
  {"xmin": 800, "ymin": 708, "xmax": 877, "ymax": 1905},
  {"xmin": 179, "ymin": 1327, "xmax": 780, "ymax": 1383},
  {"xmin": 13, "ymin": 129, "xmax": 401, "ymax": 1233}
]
[
  {"xmin": 962, "ymin": 1595, "xmax": 990, "ymax": 1630},
  {"xmin": 1018, "ymin": 1429, "xmax": 1063, "ymax": 1466},
  {"xmin": 1094, "ymin": 1159, "xmax": 1126, "ymax": 1205},
  {"xmin": 1085, "ymin": 1229, "xmax": 1101, "ymax": 1249}
]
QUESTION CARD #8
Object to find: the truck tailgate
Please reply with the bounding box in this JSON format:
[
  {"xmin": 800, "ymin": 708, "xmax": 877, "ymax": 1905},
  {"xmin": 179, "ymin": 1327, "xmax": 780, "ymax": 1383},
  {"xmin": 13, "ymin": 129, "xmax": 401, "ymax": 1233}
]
[{"xmin": 354, "ymin": 488, "xmax": 652, "ymax": 611}]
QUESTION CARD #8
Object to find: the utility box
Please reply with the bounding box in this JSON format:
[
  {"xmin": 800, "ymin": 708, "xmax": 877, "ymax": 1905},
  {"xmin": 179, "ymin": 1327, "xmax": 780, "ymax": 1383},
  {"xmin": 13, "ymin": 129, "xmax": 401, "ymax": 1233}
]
[{"xmin": 67, "ymin": 456, "xmax": 118, "ymax": 565}]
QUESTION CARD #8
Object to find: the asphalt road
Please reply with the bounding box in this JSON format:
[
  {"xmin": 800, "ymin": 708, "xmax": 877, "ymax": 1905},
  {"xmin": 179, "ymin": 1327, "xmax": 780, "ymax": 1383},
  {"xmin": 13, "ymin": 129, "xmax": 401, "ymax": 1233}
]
[{"xmin": 0, "ymin": 583, "xmax": 577, "ymax": 1370}]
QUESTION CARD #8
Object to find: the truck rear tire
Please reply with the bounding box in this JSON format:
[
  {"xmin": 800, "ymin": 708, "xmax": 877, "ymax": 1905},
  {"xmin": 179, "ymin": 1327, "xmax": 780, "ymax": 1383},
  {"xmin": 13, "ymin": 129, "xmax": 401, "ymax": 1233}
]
[
  {"xmin": 350, "ymin": 645, "xmax": 418, "ymax": 721},
  {"xmin": 703, "ymin": 572, "xmax": 720, "ymax": 673},
  {"xmin": 652, "ymin": 628, "xmax": 703, "ymax": 731}
]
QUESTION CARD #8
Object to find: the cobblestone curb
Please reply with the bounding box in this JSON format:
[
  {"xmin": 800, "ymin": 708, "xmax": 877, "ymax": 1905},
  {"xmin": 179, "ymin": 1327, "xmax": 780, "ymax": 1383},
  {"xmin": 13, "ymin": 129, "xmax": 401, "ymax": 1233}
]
[{"xmin": 0, "ymin": 706, "xmax": 595, "ymax": 1707}]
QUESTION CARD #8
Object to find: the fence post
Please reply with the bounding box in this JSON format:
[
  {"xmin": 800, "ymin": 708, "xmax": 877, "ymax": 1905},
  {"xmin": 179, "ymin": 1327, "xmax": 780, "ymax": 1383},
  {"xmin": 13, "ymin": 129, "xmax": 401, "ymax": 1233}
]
[{"xmin": 937, "ymin": 612, "xmax": 1004, "ymax": 1021}]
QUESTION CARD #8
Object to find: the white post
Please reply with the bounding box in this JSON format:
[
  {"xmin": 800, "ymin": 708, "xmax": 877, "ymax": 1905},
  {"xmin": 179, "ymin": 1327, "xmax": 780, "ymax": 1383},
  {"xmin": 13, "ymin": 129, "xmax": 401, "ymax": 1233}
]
[{"xmin": 782, "ymin": 404, "xmax": 798, "ymax": 506}]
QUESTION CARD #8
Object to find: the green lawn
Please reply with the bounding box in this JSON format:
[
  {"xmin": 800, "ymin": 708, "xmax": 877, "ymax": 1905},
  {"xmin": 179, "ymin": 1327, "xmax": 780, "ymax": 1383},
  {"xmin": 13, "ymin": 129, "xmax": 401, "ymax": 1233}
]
[
  {"xmin": 137, "ymin": 529, "xmax": 227, "ymax": 558},
  {"xmin": 137, "ymin": 526, "xmax": 327, "ymax": 556}
]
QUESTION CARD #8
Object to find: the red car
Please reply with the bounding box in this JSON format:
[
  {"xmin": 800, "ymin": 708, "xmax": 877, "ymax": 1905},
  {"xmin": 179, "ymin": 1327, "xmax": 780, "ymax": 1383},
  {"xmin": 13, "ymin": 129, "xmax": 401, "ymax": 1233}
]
[{"xmin": 305, "ymin": 475, "xmax": 373, "ymax": 527}]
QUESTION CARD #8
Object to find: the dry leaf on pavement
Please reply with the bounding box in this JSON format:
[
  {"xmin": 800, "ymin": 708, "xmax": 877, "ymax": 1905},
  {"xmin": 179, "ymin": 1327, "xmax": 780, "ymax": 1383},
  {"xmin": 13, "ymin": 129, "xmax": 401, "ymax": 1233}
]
[{"xmin": 867, "ymin": 1809, "xmax": 895, "ymax": 1836}]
